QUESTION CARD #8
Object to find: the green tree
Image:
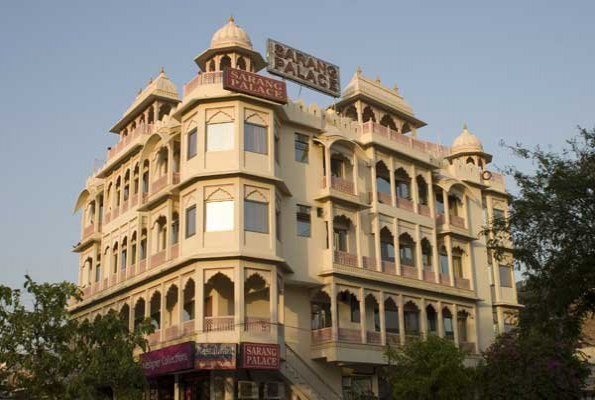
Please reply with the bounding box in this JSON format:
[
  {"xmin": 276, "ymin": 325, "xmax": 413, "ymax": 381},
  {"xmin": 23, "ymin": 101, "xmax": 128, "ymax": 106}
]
[
  {"xmin": 476, "ymin": 331, "xmax": 589, "ymax": 400},
  {"xmin": 0, "ymin": 276, "xmax": 153, "ymax": 399},
  {"xmin": 383, "ymin": 335, "xmax": 475, "ymax": 400},
  {"xmin": 485, "ymin": 128, "xmax": 595, "ymax": 341}
]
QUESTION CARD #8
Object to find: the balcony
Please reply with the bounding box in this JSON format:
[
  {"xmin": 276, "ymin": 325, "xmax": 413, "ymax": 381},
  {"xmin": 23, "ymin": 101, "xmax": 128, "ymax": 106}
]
[
  {"xmin": 82, "ymin": 224, "xmax": 95, "ymax": 239},
  {"xmin": 440, "ymin": 273, "xmax": 451, "ymax": 286},
  {"xmin": 382, "ymin": 260, "xmax": 396, "ymax": 275},
  {"xmin": 322, "ymin": 176, "xmax": 355, "ymax": 195},
  {"xmin": 150, "ymin": 250, "xmax": 166, "ymax": 269},
  {"xmin": 362, "ymin": 256, "xmax": 377, "ymax": 271},
  {"xmin": 183, "ymin": 71, "xmax": 224, "ymax": 96},
  {"xmin": 311, "ymin": 327, "xmax": 333, "ymax": 344},
  {"xmin": 366, "ymin": 331, "xmax": 382, "ymax": 345},
  {"xmin": 338, "ymin": 328, "xmax": 362, "ymax": 344},
  {"xmin": 423, "ymin": 269, "xmax": 436, "ymax": 283},
  {"xmin": 450, "ymin": 215, "xmax": 466, "ymax": 229},
  {"xmin": 334, "ymin": 250, "xmax": 358, "ymax": 268},
  {"xmin": 396, "ymin": 197, "xmax": 414, "ymax": 212},
  {"xmin": 401, "ymin": 264, "xmax": 418, "ymax": 279},
  {"xmin": 164, "ymin": 325, "xmax": 180, "ymax": 341},
  {"xmin": 419, "ymin": 204, "xmax": 431, "ymax": 217},
  {"xmin": 244, "ymin": 317, "xmax": 271, "ymax": 333},
  {"xmin": 151, "ymin": 175, "xmax": 168, "ymax": 195},
  {"xmin": 204, "ymin": 316, "xmax": 234, "ymax": 332},
  {"xmin": 374, "ymin": 191, "xmax": 392, "ymax": 205},
  {"xmin": 183, "ymin": 320, "xmax": 195, "ymax": 335},
  {"xmin": 455, "ymin": 277, "xmax": 471, "ymax": 290},
  {"xmin": 106, "ymin": 123, "xmax": 153, "ymax": 162}
]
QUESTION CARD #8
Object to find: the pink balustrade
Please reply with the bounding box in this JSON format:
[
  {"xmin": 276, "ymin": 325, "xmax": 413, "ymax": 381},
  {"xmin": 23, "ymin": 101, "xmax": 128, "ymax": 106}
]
[
  {"xmin": 204, "ymin": 316, "xmax": 235, "ymax": 332},
  {"xmin": 436, "ymin": 213, "xmax": 445, "ymax": 225},
  {"xmin": 423, "ymin": 269, "xmax": 436, "ymax": 283},
  {"xmin": 396, "ymin": 197, "xmax": 414, "ymax": 212},
  {"xmin": 325, "ymin": 176, "xmax": 355, "ymax": 195},
  {"xmin": 455, "ymin": 277, "xmax": 471, "ymax": 290},
  {"xmin": 164, "ymin": 325, "xmax": 179, "ymax": 341},
  {"xmin": 362, "ymin": 256, "xmax": 377, "ymax": 271},
  {"xmin": 130, "ymin": 195, "xmax": 139, "ymax": 207},
  {"xmin": 405, "ymin": 334, "xmax": 420, "ymax": 344},
  {"xmin": 112, "ymin": 207, "xmax": 120, "ymax": 219},
  {"xmin": 110, "ymin": 275, "xmax": 117, "ymax": 286},
  {"xmin": 311, "ymin": 327, "xmax": 333, "ymax": 344},
  {"xmin": 386, "ymin": 333, "xmax": 401, "ymax": 346},
  {"xmin": 173, "ymin": 172, "xmax": 180, "ymax": 185},
  {"xmin": 440, "ymin": 273, "xmax": 451, "ymax": 286},
  {"xmin": 150, "ymin": 250, "xmax": 166, "ymax": 269},
  {"xmin": 148, "ymin": 331, "xmax": 160, "ymax": 345},
  {"xmin": 103, "ymin": 212, "xmax": 111, "ymax": 224},
  {"xmin": 142, "ymin": 193, "xmax": 148, "ymax": 204},
  {"xmin": 82, "ymin": 224, "xmax": 95, "ymax": 239},
  {"xmin": 171, "ymin": 244, "xmax": 179, "ymax": 259},
  {"xmin": 401, "ymin": 265, "xmax": 418, "ymax": 279},
  {"xmin": 450, "ymin": 215, "xmax": 466, "ymax": 229},
  {"xmin": 338, "ymin": 328, "xmax": 362, "ymax": 343},
  {"xmin": 245, "ymin": 317, "xmax": 271, "ymax": 332},
  {"xmin": 106, "ymin": 123, "xmax": 153, "ymax": 161},
  {"xmin": 382, "ymin": 260, "xmax": 396, "ymax": 275},
  {"xmin": 83, "ymin": 286, "xmax": 91, "ymax": 298},
  {"xmin": 118, "ymin": 270, "xmax": 125, "ymax": 283},
  {"xmin": 121, "ymin": 201, "xmax": 129, "ymax": 213},
  {"xmin": 367, "ymin": 331, "xmax": 382, "ymax": 345},
  {"xmin": 183, "ymin": 320, "xmax": 195, "ymax": 335},
  {"xmin": 376, "ymin": 191, "xmax": 392, "ymax": 205},
  {"xmin": 103, "ymin": 278, "xmax": 109, "ymax": 291},
  {"xmin": 151, "ymin": 175, "xmax": 168, "ymax": 195},
  {"xmin": 127, "ymin": 265, "xmax": 136, "ymax": 279},
  {"xmin": 334, "ymin": 250, "xmax": 358, "ymax": 267},
  {"xmin": 419, "ymin": 204, "xmax": 431, "ymax": 217},
  {"xmin": 183, "ymin": 72, "xmax": 224, "ymax": 96},
  {"xmin": 139, "ymin": 260, "xmax": 146, "ymax": 274}
]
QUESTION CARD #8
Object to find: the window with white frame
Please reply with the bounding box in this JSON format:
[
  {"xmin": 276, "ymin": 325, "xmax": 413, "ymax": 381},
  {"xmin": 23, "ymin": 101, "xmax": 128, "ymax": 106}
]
[
  {"xmin": 206, "ymin": 122, "xmax": 234, "ymax": 152},
  {"xmin": 205, "ymin": 200, "xmax": 234, "ymax": 232},
  {"xmin": 244, "ymin": 123, "xmax": 267, "ymax": 154}
]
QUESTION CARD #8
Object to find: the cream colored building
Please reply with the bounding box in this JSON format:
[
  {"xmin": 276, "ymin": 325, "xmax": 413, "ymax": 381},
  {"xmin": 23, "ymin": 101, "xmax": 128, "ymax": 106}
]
[{"xmin": 71, "ymin": 18, "xmax": 520, "ymax": 400}]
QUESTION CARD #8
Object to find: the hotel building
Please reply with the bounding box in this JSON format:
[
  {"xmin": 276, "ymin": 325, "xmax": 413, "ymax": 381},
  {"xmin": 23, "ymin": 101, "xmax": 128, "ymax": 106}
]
[{"xmin": 71, "ymin": 17, "xmax": 520, "ymax": 400}]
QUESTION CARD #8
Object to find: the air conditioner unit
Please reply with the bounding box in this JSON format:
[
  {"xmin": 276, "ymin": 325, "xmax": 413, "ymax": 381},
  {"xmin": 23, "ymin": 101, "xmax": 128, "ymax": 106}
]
[
  {"xmin": 238, "ymin": 381, "xmax": 259, "ymax": 399},
  {"xmin": 264, "ymin": 382, "xmax": 285, "ymax": 399}
]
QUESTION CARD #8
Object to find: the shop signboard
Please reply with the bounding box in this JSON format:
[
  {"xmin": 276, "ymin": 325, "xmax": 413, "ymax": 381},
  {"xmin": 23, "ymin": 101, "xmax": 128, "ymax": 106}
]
[
  {"xmin": 240, "ymin": 342, "xmax": 280, "ymax": 370},
  {"xmin": 195, "ymin": 343, "xmax": 237, "ymax": 370},
  {"xmin": 223, "ymin": 67, "xmax": 288, "ymax": 104},
  {"xmin": 266, "ymin": 38, "xmax": 341, "ymax": 97},
  {"xmin": 140, "ymin": 341, "xmax": 194, "ymax": 377}
]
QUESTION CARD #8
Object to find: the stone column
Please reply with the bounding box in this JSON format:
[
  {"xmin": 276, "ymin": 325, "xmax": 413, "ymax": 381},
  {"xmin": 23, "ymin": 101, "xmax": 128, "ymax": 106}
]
[
  {"xmin": 359, "ymin": 288, "xmax": 366, "ymax": 343},
  {"xmin": 374, "ymin": 215, "xmax": 382, "ymax": 272},
  {"xmin": 453, "ymin": 304, "xmax": 460, "ymax": 347},
  {"xmin": 330, "ymin": 283, "xmax": 339, "ymax": 341},
  {"xmin": 437, "ymin": 301, "xmax": 444, "ymax": 338},
  {"xmin": 445, "ymin": 235, "xmax": 455, "ymax": 287},
  {"xmin": 443, "ymin": 190, "xmax": 451, "ymax": 225},
  {"xmin": 420, "ymin": 298, "xmax": 427, "ymax": 340},
  {"xmin": 379, "ymin": 291, "xmax": 386, "ymax": 345},
  {"xmin": 397, "ymin": 294, "xmax": 405, "ymax": 346}
]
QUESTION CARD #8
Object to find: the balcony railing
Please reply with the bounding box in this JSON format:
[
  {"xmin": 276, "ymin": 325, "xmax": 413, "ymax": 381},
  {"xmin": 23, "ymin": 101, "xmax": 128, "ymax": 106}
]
[
  {"xmin": 127, "ymin": 265, "xmax": 136, "ymax": 279},
  {"xmin": 401, "ymin": 264, "xmax": 418, "ymax": 279},
  {"xmin": 334, "ymin": 250, "xmax": 358, "ymax": 267},
  {"xmin": 366, "ymin": 331, "xmax": 382, "ymax": 345},
  {"xmin": 103, "ymin": 212, "xmax": 111, "ymax": 224},
  {"xmin": 121, "ymin": 200, "xmax": 129, "ymax": 213},
  {"xmin": 419, "ymin": 204, "xmax": 431, "ymax": 217},
  {"xmin": 382, "ymin": 260, "xmax": 396, "ymax": 275},
  {"xmin": 183, "ymin": 71, "xmax": 224, "ymax": 96},
  {"xmin": 460, "ymin": 341, "xmax": 476, "ymax": 354},
  {"xmin": 405, "ymin": 333, "xmax": 421, "ymax": 344},
  {"xmin": 322, "ymin": 176, "xmax": 355, "ymax": 195},
  {"xmin": 183, "ymin": 320, "xmax": 195, "ymax": 335},
  {"xmin": 107, "ymin": 123, "xmax": 153, "ymax": 161},
  {"xmin": 311, "ymin": 327, "xmax": 333, "ymax": 344},
  {"xmin": 130, "ymin": 194, "xmax": 139, "ymax": 207},
  {"xmin": 338, "ymin": 328, "xmax": 362, "ymax": 343},
  {"xmin": 455, "ymin": 277, "xmax": 471, "ymax": 290},
  {"xmin": 173, "ymin": 172, "xmax": 180, "ymax": 185},
  {"xmin": 436, "ymin": 213, "xmax": 445, "ymax": 225},
  {"xmin": 148, "ymin": 331, "xmax": 160, "ymax": 345},
  {"xmin": 440, "ymin": 273, "xmax": 451, "ymax": 286},
  {"xmin": 82, "ymin": 224, "xmax": 95, "ymax": 239},
  {"xmin": 151, "ymin": 175, "xmax": 168, "ymax": 195},
  {"xmin": 450, "ymin": 215, "xmax": 466, "ymax": 229},
  {"xmin": 362, "ymin": 256, "xmax": 376, "ymax": 271},
  {"xmin": 376, "ymin": 191, "xmax": 392, "ymax": 205},
  {"xmin": 396, "ymin": 197, "xmax": 414, "ymax": 212},
  {"xmin": 164, "ymin": 325, "xmax": 180, "ymax": 341},
  {"xmin": 150, "ymin": 250, "xmax": 166, "ymax": 269},
  {"xmin": 245, "ymin": 317, "xmax": 271, "ymax": 333},
  {"xmin": 204, "ymin": 316, "xmax": 234, "ymax": 332},
  {"xmin": 423, "ymin": 269, "xmax": 436, "ymax": 283},
  {"xmin": 171, "ymin": 244, "xmax": 179, "ymax": 259},
  {"xmin": 386, "ymin": 332, "xmax": 401, "ymax": 346},
  {"xmin": 361, "ymin": 121, "xmax": 451, "ymax": 158},
  {"xmin": 139, "ymin": 259, "xmax": 146, "ymax": 274}
]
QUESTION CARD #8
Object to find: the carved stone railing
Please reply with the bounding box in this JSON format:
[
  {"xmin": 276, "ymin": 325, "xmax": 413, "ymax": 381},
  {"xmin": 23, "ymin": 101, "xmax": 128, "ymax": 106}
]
[
  {"xmin": 171, "ymin": 244, "xmax": 179, "ymax": 259},
  {"xmin": 460, "ymin": 341, "xmax": 476, "ymax": 353},
  {"xmin": 82, "ymin": 224, "xmax": 95, "ymax": 239},
  {"xmin": 150, "ymin": 250, "xmax": 166, "ymax": 269},
  {"xmin": 107, "ymin": 123, "xmax": 153, "ymax": 161},
  {"xmin": 396, "ymin": 197, "xmax": 414, "ymax": 212},
  {"xmin": 334, "ymin": 250, "xmax": 358, "ymax": 268},
  {"xmin": 311, "ymin": 327, "xmax": 333, "ymax": 344},
  {"xmin": 386, "ymin": 332, "xmax": 401, "ymax": 346},
  {"xmin": 245, "ymin": 317, "xmax": 271, "ymax": 332},
  {"xmin": 440, "ymin": 273, "xmax": 451, "ymax": 286},
  {"xmin": 382, "ymin": 260, "xmax": 396, "ymax": 275},
  {"xmin": 325, "ymin": 176, "xmax": 355, "ymax": 195},
  {"xmin": 436, "ymin": 213, "xmax": 445, "ymax": 225},
  {"xmin": 366, "ymin": 331, "xmax": 382, "ymax": 345},
  {"xmin": 338, "ymin": 328, "xmax": 362, "ymax": 343},
  {"xmin": 164, "ymin": 325, "xmax": 179, "ymax": 341},
  {"xmin": 183, "ymin": 71, "xmax": 224, "ymax": 96},
  {"xmin": 148, "ymin": 331, "xmax": 160, "ymax": 345},
  {"xmin": 376, "ymin": 191, "xmax": 392, "ymax": 205},
  {"xmin": 450, "ymin": 215, "xmax": 466, "ymax": 229},
  {"xmin": 183, "ymin": 320, "xmax": 195, "ymax": 335},
  {"xmin": 151, "ymin": 175, "xmax": 168, "ymax": 195},
  {"xmin": 139, "ymin": 259, "xmax": 146, "ymax": 274},
  {"xmin": 204, "ymin": 316, "xmax": 234, "ymax": 332},
  {"xmin": 127, "ymin": 265, "xmax": 136, "ymax": 279},
  {"xmin": 401, "ymin": 264, "xmax": 418, "ymax": 279},
  {"xmin": 455, "ymin": 277, "xmax": 471, "ymax": 290},
  {"xmin": 173, "ymin": 172, "xmax": 180, "ymax": 185},
  {"xmin": 423, "ymin": 269, "xmax": 435, "ymax": 283},
  {"xmin": 362, "ymin": 256, "xmax": 376, "ymax": 271},
  {"xmin": 419, "ymin": 204, "xmax": 431, "ymax": 217}
]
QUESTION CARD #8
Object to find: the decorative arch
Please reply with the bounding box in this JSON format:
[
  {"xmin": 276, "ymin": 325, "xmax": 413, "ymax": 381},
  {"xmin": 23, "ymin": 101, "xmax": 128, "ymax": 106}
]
[
  {"xmin": 206, "ymin": 109, "xmax": 234, "ymax": 124},
  {"xmin": 245, "ymin": 188, "xmax": 268, "ymax": 203},
  {"xmin": 362, "ymin": 106, "xmax": 376, "ymax": 123},
  {"xmin": 245, "ymin": 111, "xmax": 267, "ymax": 126},
  {"xmin": 379, "ymin": 114, "xmax": 397, "ymax": 131},
  {"xmin": 206, "ymin": 187, "xmax": 234, "ymax": 202}
]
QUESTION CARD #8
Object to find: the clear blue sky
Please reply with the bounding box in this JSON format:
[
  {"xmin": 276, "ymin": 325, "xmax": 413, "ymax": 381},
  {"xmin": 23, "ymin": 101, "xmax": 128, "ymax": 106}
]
[{"xmin": 1, "ymin": 0, "xmax": 593, "ymax": 289}]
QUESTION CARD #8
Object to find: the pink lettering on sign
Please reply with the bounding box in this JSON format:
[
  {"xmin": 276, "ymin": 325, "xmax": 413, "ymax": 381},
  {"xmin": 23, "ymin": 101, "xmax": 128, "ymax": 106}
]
[{"xmin": 241, "ymin": 343, "xmax": 280, "ymax": 370}]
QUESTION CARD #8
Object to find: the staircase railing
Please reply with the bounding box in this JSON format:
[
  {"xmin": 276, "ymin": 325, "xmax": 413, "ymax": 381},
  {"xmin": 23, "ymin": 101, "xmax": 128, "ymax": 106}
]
[{"xmin": 283, "ymin": 343, "xmax": 343, "ymax": 400}]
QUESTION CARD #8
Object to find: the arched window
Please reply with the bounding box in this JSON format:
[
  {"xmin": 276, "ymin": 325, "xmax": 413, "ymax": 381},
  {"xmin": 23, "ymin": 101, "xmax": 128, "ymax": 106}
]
[
  {"xmin": 155, "ymin": 216, "xmax": 167, "ymax": 252},
  {"xmin": 120, "ymin": 237, "xmax": 128, "ymax": 272},
  {"xmin": 379, "ymin": 114, "xmax": 397, "ymax": 131},
  {"xmin": 365, "ymin": 294, "xmax": 380, "ymax": 332},
  {"xmin": 439, "ymin": 246, "xmax": 449, "ymax": 275},
  {"xmin": 95, "ymin": 255, "xmax": 101, "ymax": 283},
  {"xmin": 219, "ymin": 55, "xmax": 231, "ymax": 71},
  {"xmin": 333, "ymin": 215, "xmax": 352, "ymax": 252},
  {"xmin": 466, "ymin": 157, "xmax": 475, "ymax": 165},
  {"xmin": 183, "ymin": 279, "xmax": 195, "ymax": 322},
  {"xmin": 156, "ymin": 147, "xmax": 169, "ymax": 177},
  {"xmin": 344, "ymin": 106, "xmax": 357, "ymax": 121},
  {"xmin": 458, "ymin": 310, "xmax": 469, "ymax": 342},
  {"xmin": 130, "ymin": 232, "xmax": 137, "ymax": 266},
  {"xmin": 399, "ymin": 233, "xmax": 415, "ymax": 267},
  {"xmin": 142, "ymin": 160, "xmax": 150, "ymax": 194},
  {"xmin": 362, "ymin": 106, "xmax": 375, "ymax": 123},
  {"xmin": 338, "ymin": 290, "xmax": 360, "ymax": 323},
  {"xmin": 443, "ymin": 307, "xmax": 454, "ymax": 339},
  {"xmin": 115, "ymin": 177, "xmax": 122, "ymax": 207},
  {"xmin": 375, "ymin": 161, "xmax": 391, "ymax": 201},
  {"xmin": 394, "ymin": 168, "xmax": 411, "ymax": 200},
  {"xmin": 158, "ymin": 104, "xmax": 172, "ymax": 121},
  {"xmin": 452, "ymin": 247, "xmax": 464, "ymax": 278},
  {"xmin": 123, "ymin": 170, "xmax": 130, "ymax": 202},
  {"xmin": 448, "ymin": 193, "xmax": 463, "ymax": 218},
  {"xmin": 380, "ymin": 227, "xmax": 395, "ymax": 262},
  {"xmin": 140, "ymin": 229, "xmax": 147, "ymax": 260},
  {"xmin": 384, "ymin": 297, "xmax": 399, "ymax": 335},
  {"xmin": 403, "ymin": 301, "xmax": 420, "ymax": 336},
  {"xmin": 236, "ymin": 57, "xmax": 247, "ymax": 70},
  {"xmin": 134, "ymin": 298, "xmax": 145, "ymax": 330},
  {"xmin": 208, "ymin": 59, "xmax": 216, "ymax": 72},
  {"xmin": 148, "ymin": 107, "xmax": 155, "ymax": 124},
  {"xmin": 421, "ymin": 238, "xmax": 432, "ymax": 269},
  {"xmin": 311, "ymin": 291, "xmax": 332, "ymax": 329},
  {"xmin": 165, "ymin": 285, "xmax": 179, "ymax": 327},
  {"xmin": 171, "ymin": 212, "xmax": 179, "ymax": 245},
  {"xmin": 120, "ymin": 304, "xmax": 130, "ymax": 331},
  {"xmin": 133, "ymin": 164, "xmax": 140, "ymax": 195},
  {"xmin": 416, "ymin": 176, "xmax": 428, "ymax": 206},
  {"xmin": 112, "ymin": 242, "xmax": 119, "ymax": 274},
  {"xmin": 150, "ymin": 292, "xmax": 161, "ymax": 330},
  {"xmin": 426, "ymin": 304, "xmax": 437, "ymax": 334}
]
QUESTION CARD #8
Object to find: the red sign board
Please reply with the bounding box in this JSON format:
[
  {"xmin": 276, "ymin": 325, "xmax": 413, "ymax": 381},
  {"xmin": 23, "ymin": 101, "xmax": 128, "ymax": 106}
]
[
  {"xmin": 140, "ymin": 341, "xmax": 194, "ymax": 377},
  {"xmin": 195, "ymin": 343, "xmax": 237, "ymax": 370},
  {"xmin": 241, "ymin": 343, "xmax": 280, "ymax": 370},
  {"xmin": 223, "ymin": 67, "xmax": 288, "ymax": 104}
]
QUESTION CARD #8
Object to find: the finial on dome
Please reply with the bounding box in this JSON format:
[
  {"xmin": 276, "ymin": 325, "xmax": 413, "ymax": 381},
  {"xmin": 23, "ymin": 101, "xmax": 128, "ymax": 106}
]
[
  {"xmin": 160, "ymin": 66, "xmax": 165, "ymax": 75},
  {"xmin": 148, "ymin": 77, "xmax": 153, "ymax": 84},
  {"xmin": 463, "ymin": 122, "xmax": 468, "ymax": 130},
  {"xmin": 356, "ymin": 66, "xmax": 362, "ymax": 76},
  {"xmin": 137, "ymin": 88, "xmax": 142, "ymax": 96},
  {"xmin": 393, "ymin": 84, "xmax": 399, "ymax": 92},
  {"xmin": 375, "ymin": 76, "xmax": 381, "ymax": 83},
  {"xmin": 229, "ymin": 15, "xmax": 234, "ymax": 23}
]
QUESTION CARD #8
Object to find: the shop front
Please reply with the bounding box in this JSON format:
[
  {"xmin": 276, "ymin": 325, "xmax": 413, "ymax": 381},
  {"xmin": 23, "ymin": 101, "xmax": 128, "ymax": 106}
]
[{"xmin": 141, "ymin": 342, "xmax": 285, "ymax": 400}]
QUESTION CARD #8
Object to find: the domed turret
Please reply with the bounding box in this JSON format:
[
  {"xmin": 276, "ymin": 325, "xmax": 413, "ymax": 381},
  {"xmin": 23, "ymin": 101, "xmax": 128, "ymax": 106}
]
[
  {"xmin": 446, "ymin": 124, "xmax": 492, "ymax": 167},
  {"xmin": 194, "ymin": 17, "xmax": 266, "ymax": 73}
]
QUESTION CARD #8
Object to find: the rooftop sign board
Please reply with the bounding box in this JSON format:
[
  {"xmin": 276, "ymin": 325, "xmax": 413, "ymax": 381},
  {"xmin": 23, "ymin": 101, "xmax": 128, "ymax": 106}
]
[
  {"xmin": 223, "ymin": 67, "xmax": 288, "ymax": 104},
  {"xmin": 266, "ymin": 39, "xmax": 341, "ymax": 97}
]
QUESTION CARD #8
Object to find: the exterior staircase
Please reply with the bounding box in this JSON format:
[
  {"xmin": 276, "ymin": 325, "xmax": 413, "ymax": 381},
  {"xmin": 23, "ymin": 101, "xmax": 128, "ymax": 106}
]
[{"xmin": 280, "ymin": 343, "xmax": 343, "ymax": 400}]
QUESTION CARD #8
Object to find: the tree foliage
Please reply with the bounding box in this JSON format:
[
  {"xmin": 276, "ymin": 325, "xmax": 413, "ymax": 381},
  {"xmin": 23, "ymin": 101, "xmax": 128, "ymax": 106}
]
[
  {"xmin": 0, "ymin": 276, "xmax": 153, "ymax": 399},
  {"xmin": 486, "ymin": 128, "xmax": 595, "ymax": 341},
  {"xmin": 476, "ymin": 331, "xmax": 589, "ymax": 400},
  {"xmin": 383, "ymin": 335, "xmax": 475, "ymax": 400}
]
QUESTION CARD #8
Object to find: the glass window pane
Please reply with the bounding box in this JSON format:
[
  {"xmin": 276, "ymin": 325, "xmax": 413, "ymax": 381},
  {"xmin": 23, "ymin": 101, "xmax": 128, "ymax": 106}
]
[
  {"xmin": 206, "ymin": 122, "xmax": 234, "ymax": 152},
  {"xmin": 294, "ymin": 133, "xmax": 309, "ymax": 163},
  {"xmin": 185, "ymin": 205, "xmax": 196, "ymax": 238},
  {"xmin": 244, "ymin": 200, "xmax": 269, "ymax": 233},
  {"xmin": 244, "ymin": 123, "xmax": 268, "ymax": 154},
  {"xmin": 296, "ymin": 205, "xmax": 311, "ymax": 237},
  {"xmin": 205, "ymin": 200, "xmax": 234, "ymax": 231},
  {"xmin": 187, "ymin": 129, "xmax": 197, "ymax": 159},
  {"xmin": 499, "ymin": 265, "xmax": 512, "ymax": 287}
]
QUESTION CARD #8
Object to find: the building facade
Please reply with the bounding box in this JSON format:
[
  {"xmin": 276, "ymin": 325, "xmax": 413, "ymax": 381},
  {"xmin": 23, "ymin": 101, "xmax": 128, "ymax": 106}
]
[{"xmin": 71, "ymin": 17, "xmax": 520, "ymax": 400}]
